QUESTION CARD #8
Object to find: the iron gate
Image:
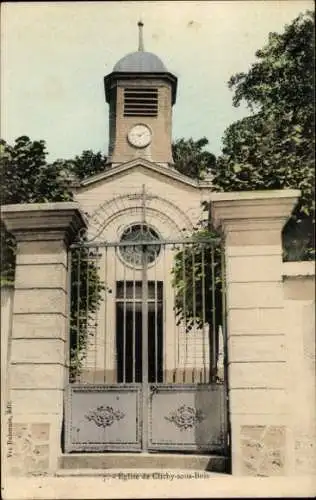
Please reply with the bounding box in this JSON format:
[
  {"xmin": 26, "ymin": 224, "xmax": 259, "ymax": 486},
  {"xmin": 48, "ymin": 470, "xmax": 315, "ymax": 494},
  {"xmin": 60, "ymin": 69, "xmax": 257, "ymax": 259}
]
[{"xmin": 64, "ymin": 227, "xmax": 228, "ymax": 454}]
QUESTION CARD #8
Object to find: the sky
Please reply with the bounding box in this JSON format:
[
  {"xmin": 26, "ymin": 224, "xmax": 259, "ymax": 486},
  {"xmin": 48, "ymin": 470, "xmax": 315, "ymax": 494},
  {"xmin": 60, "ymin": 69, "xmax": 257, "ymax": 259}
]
[{"xmin": 1, "ymin": 0, "xmax": 313, "ymax": 161}]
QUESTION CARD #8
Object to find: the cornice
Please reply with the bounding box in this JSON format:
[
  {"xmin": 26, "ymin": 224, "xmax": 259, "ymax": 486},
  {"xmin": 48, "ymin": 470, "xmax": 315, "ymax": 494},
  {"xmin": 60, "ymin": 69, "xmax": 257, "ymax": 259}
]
[{"xmin": 78, "ymin": 158, "xmax": 213, "ymax": 191}]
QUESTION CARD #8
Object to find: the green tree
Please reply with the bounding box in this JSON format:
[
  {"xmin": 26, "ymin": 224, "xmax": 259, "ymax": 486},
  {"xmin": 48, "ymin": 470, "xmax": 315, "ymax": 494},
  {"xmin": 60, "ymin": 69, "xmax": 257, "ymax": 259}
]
[
  {"xmin": 212, "ymin": 10, "xmax": 315, "ymax": 260},
  {"xmin": 0, "ymin": 136, "xmax": 73, "ymax": 205},
  {"xmin": 0, "ymin": 136, "xmax": 106, "ymax": 379},
  {"xmin": 171, "ymin": 11, "xmax": 315, "ymax": 377},
  {"xmin": 170, "ymin": 137, "xmax": 223, "ymax": 378},
  {"xmin": 57, "ymin": 149, "xmax": 108, "ymax": 182},
  {"xmin": 172, "ymin": 137, "xmax": 216, "ymax": 180},
  {"xmin": 0, "ymin": 136, "xmax": 73, "ymax": 282},
  {"xmin": 0, "ymin": 137, "xmax": 108, "ymax": 279}
]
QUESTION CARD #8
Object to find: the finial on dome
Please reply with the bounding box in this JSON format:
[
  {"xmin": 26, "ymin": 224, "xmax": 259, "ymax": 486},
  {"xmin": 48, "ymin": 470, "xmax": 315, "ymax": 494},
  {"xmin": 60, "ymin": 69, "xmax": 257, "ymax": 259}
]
[{"xmin": 138, "ymin": 20, "xmax": 144, "ymax": 51}]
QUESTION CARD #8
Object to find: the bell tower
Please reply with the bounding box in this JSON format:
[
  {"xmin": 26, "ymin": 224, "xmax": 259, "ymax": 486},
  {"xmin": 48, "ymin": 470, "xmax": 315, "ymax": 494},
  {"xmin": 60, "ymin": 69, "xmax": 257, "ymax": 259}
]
[{"xmin": 104, "ymin": 22, "xmax": 177, "ymax": 167}]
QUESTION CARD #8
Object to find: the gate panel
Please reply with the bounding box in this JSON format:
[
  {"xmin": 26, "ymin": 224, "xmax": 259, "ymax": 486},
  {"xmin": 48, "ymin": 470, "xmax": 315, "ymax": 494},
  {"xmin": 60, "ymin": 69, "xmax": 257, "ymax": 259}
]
[
  {"xmin": 149, "ymin": 384, "xmax": 226, "ymax": 452},
  {"xmin": 65, "ymin": 384, "xmax": 142, "ymax": 452}
]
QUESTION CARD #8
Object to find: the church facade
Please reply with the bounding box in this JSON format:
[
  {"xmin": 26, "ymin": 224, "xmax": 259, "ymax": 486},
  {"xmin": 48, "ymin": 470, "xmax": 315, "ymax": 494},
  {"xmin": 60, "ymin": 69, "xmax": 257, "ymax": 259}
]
[{"xmin": 65, "ymin": 23, "xmax": 227, "ymax": 458}]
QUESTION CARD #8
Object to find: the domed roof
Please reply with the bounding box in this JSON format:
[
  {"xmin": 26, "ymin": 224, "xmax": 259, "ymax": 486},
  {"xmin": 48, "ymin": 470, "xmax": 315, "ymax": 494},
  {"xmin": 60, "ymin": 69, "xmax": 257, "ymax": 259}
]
[
  {"xmin": 104, "ymin": 22, "xmax": 177, "ymax": 104},
  {"xmin": 113, "ymin": 51, "xmax": 167, "ymax": 73}
]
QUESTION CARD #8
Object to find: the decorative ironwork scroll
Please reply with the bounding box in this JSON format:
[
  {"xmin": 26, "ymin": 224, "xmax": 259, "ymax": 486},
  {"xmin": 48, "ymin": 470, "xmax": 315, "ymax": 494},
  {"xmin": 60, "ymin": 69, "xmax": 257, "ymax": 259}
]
[
  {"xmin": 164, "ymin": 405, "xmax": 206, "ymax": 431},
  {"xmin": 119, "ymin": 223, "xmax": 161, "ymax": 266},
  {"xmin": 85, "ymin": 405, "xmax": 125, "ymax": 428}
]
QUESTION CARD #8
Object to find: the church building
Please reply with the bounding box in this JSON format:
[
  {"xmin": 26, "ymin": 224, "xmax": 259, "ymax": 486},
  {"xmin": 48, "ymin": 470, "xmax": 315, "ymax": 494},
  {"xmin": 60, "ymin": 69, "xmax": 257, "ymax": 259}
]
[{"xmin": 66, "ymin": 22, "xmax": 227, "ymax": 460}]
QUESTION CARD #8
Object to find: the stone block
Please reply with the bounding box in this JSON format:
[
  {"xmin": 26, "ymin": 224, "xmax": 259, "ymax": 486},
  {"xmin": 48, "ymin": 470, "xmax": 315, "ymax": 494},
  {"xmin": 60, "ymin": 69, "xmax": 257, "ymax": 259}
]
[
  {"xmin": 16, "ymin": 240, "xmax": 68, "ymax": 266},
  {"xmin": 11, "ymin": 363, "xmax": 65, "ymax": 389},
  {"xmin": 13, "ymin": 288, "xmax": 67, "ymax": 315},
  {"xmin": 11, "ymin": 313, "xmax": 66, "ymax": 339},
  {"xmin": 10, "ymin": 389, "xmax": 63, "ymax": 415},
  {"xmin": 283, "ymin": 276, "xmax": 315, "ymax": 301},
  {"xmin": 210, "ymin": 190, "xmax": 300, "ymax": 231},
  {"xmin": 8, "ymin": 421, "xmax": 51, "ymax": 476},
  {"xmin": 33, "ymin": 444, "xmax": 49, "ymax": 457},
  {"xmin": 295, "ymin": 433, "xmax": 316, "ymax": 475},
  {"xmin": 228, "ymin": 282, "xmax": 284, "ymax": 308},
  {"xmin": 227, "ymin": 229, "xmax": 281, "ymax": 247},
  {"xmin": 227, "ymin": 255, "xmax": 282, "ymax": 283},
  {"xmin": 240, "ymin": 424, "xmax": 286, "ymax": 476},
  {"xmin": 228, "ymin": 308, "xmax": 284, "ymax": 336},
  {"xmin": 31, "ymin": 423, "xmax": 50, "ymax": 441},
  {"xmin": 10, "ymin": 338, "xmax": 65, "ymax": 364},
  {"xmin": 15, "ymin": 264, "xmax": 67, "ymax": 289},
  {"xmin": 228, "ymin": 335, "xmax": 285, "ymax": 362},
  {"xmin": 227, "ymin": 245, "xmax": 281, "ymax": 257},
  {"xmin": 282, "ymin": 260, "xmax": 315, "ymax": 277},
  {"xmin": 229, "ymin": 362, "xmax": 286, "ymax": 389},
  {"xmin": 230, "ymin": 389, "xmax": 287, "ymax": 414}
]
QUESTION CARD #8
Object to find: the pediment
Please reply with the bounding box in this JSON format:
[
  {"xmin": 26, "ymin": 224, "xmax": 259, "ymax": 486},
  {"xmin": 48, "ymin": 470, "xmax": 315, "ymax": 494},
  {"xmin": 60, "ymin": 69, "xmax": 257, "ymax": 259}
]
[
  {"xmin": 74, "ymin": 157, "xmax": 213, "ymax": 243},
  {"xmin": 77, "ymin": 158, "xmax": 212, "ymax": 190}
]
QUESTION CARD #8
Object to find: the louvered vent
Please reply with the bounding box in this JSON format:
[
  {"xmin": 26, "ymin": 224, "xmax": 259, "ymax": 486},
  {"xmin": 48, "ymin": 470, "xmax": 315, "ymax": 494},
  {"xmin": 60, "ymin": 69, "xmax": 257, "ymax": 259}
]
[{"xmin": 124, "ymin": 88, "xmax": 158, "ymax": 117}]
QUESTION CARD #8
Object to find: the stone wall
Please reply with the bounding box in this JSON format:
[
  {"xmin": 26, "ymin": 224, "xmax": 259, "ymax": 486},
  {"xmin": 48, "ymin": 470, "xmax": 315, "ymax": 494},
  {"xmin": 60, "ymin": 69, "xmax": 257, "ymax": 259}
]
[
  {"xmin": 2, "ymin": 194, "xmax": 315, "ymax": 479},
  {"xmin": 210, "ymin": 189, "xmax": 301, "ymax": 477},
  {"xmin": 283, "ymin": 261, "xmax": 315, "ymax": 476},
  {"xmin": 231, "ymin": 262, "xmax": 315, "ymax": 477}
]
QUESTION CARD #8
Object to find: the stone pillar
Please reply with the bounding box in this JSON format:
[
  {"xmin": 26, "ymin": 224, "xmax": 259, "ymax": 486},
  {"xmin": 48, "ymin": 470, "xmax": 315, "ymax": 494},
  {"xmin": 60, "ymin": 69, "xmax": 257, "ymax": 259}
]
[
  {"xmin": 1, "ymin": 202, "xmax": 86, "ymax": 476},
  {"xmin": 209, "ymin": 190, "xmax": 300, "ymax": 476}
]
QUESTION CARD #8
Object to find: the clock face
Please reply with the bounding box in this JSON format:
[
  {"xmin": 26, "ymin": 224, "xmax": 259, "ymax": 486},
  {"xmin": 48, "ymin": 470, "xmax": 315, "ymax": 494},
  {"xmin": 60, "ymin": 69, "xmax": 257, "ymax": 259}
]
[{"xmin": 127, "ymin": 124, "xmax": 152, "ymax": 148}]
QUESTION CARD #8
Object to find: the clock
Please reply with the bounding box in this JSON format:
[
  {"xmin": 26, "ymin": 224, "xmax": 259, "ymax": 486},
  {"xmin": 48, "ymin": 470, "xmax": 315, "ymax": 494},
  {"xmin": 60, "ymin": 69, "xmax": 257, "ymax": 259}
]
[{"xmin": 127, "ymin": 124, "xmax": 152, "ymax": 148}]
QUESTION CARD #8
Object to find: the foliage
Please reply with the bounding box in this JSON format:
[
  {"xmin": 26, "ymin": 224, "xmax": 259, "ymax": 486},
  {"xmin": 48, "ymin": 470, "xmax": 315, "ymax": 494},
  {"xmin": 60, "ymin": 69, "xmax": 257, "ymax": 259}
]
[
  {"xmin": 169, "ymin": 138, "xmax": 222, "ymax": 377},
  {"xmin": 171, "ymin": 227, "xmax": 222, "ymax": 330},
  {"xmin": 69, "ymin": 242, "xmax": 106, "ymax": 381},
  {"xmin": 56, "ymin": 149, "xmax": 108, "ymax": 182},
  {"xmin": 0, "ymin": 136, "xmax": 73, "ymax": 205},
  {"xmin": 171, "ymin": 219, "xmax": 224, "ymax": 380},
  {"xmin": 0, "ymin": 225, "xmax": 15, "ymax": 284},
  {"xmin": 171, "ymin": 11, "xmax": 314, "ymax": 376},
  {"xmin": 0, "ymin": 136, "xmax": 73, "ymax": 282},
  {"xmin": 172, "ymin": 137, "xmax": 216, "ymax": 180},
  {"xmin": 211, "ymin": 10, "xmax": 315, "ymax": 260},
  {"xmin": 0, "ymin": 136, "xmax": 106, "ymax": 377}
]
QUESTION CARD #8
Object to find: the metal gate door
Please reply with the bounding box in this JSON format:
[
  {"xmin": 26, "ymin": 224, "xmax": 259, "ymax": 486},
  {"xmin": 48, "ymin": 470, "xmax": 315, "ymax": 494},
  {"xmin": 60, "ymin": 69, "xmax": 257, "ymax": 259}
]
[{"xmin": 65, "ymin": 227, "xmax": 228, "ymax": 454}]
